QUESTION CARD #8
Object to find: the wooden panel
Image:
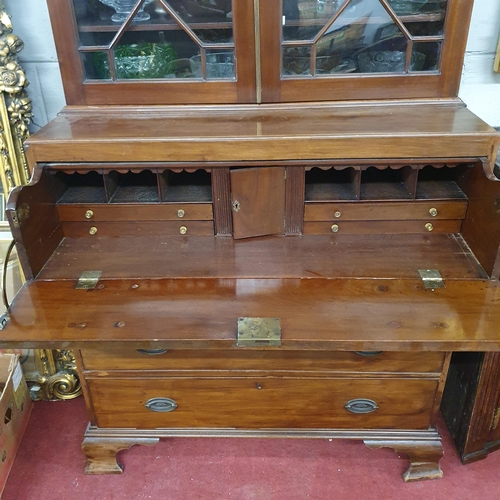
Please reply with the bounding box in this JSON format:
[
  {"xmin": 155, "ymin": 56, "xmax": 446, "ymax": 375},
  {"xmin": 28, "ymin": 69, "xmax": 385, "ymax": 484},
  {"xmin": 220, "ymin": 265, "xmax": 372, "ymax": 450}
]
[
  {"xmin": 285, "ymin": 166, "xmax": 305, "ymax": 234},
  {"xmin": 303, "ymin": 220, "xmax": 462, "ymax": 235},
  {"xmin": 230, "ymin": 167, "xmax": 285, "ymax": 239},
  {"xmin": 61, "ymin": 221, "xmax": 214, "ymax": 237},
  {"xmin": 304, "ymin": 201, "xmax": 468, "ymax": 222},
  {"xmin": 5, "ymin": 168, "xmax": 63, "ymax": 280},
  {"xmin": 46, "ymin": 0, "xmax": 85, "ymax": 105},
  {"xmin": 36, "ymin": 234, "xmax": 487, "ymax": 281},
  {"xmin": 4, "ymin": 278, "xmax": 500, "ymax": 351},
  {"xmin": 26, "ymin": 104, "xmax": 499, "ymax": 168},
  {"xmin": 57, "ymin": 204, "xmax": 213, "ymax": 222},
  {"xmin": 80, "ymin": 349, "xmax": 445, "ymax": 374},
  {"xmin": 458, "ymin": 164, "xmax": 500, "ymax": 279},
  {"xmin": 88, "ymin": 377, "xmax": 439, "ymax": 430},
  {"xmin": 211, "ymin": 168, "xmax": 233, "ymax": 235}
]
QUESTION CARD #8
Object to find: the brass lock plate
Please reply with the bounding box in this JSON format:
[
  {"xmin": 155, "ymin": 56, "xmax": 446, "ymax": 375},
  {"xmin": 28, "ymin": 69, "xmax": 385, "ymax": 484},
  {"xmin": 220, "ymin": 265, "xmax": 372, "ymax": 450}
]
[{"xmin": 237, "ymin": 317, "xmax": 281, "ymax": 347}]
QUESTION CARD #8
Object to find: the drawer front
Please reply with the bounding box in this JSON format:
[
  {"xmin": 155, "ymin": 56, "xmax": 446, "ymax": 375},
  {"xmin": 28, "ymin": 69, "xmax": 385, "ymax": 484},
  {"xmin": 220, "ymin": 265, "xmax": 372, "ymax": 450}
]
[
  {"xmin": 58, "ymin": 204, "xmax": 213, "ymax": 222},
  {"xmin": 303, "ymin": 220, "xmax": 462, "ymax": 235},
  {"xmin": 88, "ymin": 377, "xmax": 438, "ymax": 430},
  {"xmin": 304, "ymin": 201, "xmax": 467, "ymax": 222},
  {"xmin": 61, "ymin": 221, "xmax": 214, "ymax": 237},
  {"xmin": 80, "ymin": 349, "xmax": 445, "ymax": 374}
]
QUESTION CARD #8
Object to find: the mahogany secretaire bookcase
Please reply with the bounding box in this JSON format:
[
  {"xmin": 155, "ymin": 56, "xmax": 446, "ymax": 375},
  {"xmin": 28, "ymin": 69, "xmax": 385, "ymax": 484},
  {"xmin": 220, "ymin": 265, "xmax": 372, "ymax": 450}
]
[{"xmin": 1, "ymin": 0, "xmax": 500, "ymax": 481}]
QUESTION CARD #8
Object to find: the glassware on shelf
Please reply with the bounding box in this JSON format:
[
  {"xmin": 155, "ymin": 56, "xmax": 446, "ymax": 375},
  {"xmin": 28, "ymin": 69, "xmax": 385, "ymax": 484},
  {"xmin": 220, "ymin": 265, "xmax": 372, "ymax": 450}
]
[
  {"xmin": 189, "ymin": 52, "xmax": 234, "ymax": 79},
  {"xmin": 99, "ymin": 0, "xmax": 155, "ymax": 22},
  {"xmin": 357, "ymin": 50, "xmax": 425, "ymax": 73}
]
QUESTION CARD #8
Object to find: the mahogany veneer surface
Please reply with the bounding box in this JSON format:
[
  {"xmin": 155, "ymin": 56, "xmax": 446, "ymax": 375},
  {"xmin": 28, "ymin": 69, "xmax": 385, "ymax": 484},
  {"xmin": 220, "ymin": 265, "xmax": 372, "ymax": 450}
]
[
  {"xmin": 5, "ymin": 277, "xmax": 500, "ymax": 351},
  {"xmin": 37, "ymin": 234, "xmax": 486, "ymax": 281},
  {"xmin": 26, "ymin": 103, "xmax": 499, "ymax": 166}
]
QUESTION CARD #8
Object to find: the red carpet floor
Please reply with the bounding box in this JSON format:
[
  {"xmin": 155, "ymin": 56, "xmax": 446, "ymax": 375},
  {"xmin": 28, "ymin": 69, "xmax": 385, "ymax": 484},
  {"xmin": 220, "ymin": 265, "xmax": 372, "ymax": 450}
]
[{"xmin": 3, "ymin": 397, "xmax": 500, "ymax": 500}]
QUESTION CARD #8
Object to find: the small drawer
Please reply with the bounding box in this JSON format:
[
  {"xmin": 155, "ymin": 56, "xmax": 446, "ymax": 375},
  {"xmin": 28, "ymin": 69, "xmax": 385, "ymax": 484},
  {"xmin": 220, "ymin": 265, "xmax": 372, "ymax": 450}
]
[
  {"xmin": 303, "ymin": 220, "xmax": 462, "ymax": 235},
  {"xmin": 57, "ymin": 204, "xmax": 213, "ymax": 222},
  {"xmin": 61, "ymin": 221, "xmax": 214, "ymax": 237},
  {"xmin": 80, "ymin": 348, "xmax": 445, "ymax": 374},
  {"xmin": 304, "ymin": 201, "xmax": 467, "ymax": 222},
  {"xmin": 88, "ymin": 377, "xmax": 438, "ymax": 430}
]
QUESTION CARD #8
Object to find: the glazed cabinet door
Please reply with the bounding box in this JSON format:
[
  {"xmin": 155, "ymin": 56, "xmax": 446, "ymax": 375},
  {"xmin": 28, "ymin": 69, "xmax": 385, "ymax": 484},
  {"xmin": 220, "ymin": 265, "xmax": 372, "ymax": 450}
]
[
  {"xmin": 48, "ymin": 0, "xmax": 256, "ymax": 105},
  {"xmin": 230, "ymin": 167, "xmax": 286, "ymax": 239},
  {"xmin": 259, "ymin": 0, "xmax": 473, "ymax": 102}
]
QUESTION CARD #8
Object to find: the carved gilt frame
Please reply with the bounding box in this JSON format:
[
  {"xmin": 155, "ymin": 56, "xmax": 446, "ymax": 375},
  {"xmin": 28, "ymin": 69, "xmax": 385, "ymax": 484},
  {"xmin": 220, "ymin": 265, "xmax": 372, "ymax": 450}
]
[{"xmin": 0, "ymin": 2, "xmax": 81, "ymax": 401}]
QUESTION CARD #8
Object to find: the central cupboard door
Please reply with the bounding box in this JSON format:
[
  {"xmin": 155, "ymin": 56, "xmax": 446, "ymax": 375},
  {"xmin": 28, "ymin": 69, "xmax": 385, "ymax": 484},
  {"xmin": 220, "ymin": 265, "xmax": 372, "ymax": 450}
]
[{"xmin": 230, "ymin": 167, "xmax": 286, "ymax": 239}]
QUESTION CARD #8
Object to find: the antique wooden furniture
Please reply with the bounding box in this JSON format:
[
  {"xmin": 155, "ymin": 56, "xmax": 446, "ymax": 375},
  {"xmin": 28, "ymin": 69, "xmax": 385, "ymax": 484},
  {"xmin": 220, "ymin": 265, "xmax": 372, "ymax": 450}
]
[
  {"xmin": 442, "ymin": 352, "xmax": 500, "ymax": 464},
  {"xmin": 1, "ymin": 0, "xmax": 500, "ymax": 482}
]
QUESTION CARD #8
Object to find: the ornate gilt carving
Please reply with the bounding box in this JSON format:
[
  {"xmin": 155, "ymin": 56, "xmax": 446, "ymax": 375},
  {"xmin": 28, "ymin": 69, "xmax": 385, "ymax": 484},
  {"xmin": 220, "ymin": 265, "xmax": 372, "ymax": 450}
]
[{"xmin": 0, "ymin": 2, "xmax": 81, "ymax": 401}]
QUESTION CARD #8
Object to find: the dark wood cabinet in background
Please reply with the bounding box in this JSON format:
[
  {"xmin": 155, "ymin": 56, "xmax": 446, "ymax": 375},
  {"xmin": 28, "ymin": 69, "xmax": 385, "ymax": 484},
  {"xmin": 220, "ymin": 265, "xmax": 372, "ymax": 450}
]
[{"xmin": 1, "ymin": 0, "xmax": 500, "ymax": 483}]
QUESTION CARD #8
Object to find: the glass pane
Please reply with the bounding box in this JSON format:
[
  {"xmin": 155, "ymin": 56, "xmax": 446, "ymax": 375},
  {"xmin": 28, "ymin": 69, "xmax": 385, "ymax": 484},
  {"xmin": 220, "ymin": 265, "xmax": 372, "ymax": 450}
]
[
  {"xmin": 404, "ymin": 20, "xmax": 444, "ymax": 37},
  {"xmin": 411, "ymin": 42, "xmax": 441, "ymax": 72},
  {"xmin": 315, "ymin": 0, "xmax": 407, "ymax": 75},
  {"xmin": 168, "ymin": 0, "xmax": 232, "ymax": 20},
  {"xmin": 283, "ymin": 46, "xmax": 312, "ymax": 76},
  {"xmin": 98, "ymin": 0, "xmax": 155, "ymax": 23},
  {"xmin": 283, "ymin": 0, "xmax": 344, "ymax": 42},
  {"xmin": 190, "ymin": 50, "xmax": 235, "ymax": 79},
  {"xmin": 113, "ymin": 29, "xmax": 199, "ymax": 79},
  {"xmin": 73, "ymin": 0, "xmax": 121, "ymax": 46},
  {"xmin": 387, "ymin": 0, "xmax": 447, "ymax": 15},
  {"xmin": 83, "ymin": 51, "xmax": 111, "ymax": 79}
]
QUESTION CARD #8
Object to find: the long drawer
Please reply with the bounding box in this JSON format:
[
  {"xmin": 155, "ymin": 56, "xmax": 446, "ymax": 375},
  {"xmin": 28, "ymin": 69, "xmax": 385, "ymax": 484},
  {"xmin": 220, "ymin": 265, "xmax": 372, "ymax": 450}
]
[
  {"xmin": 303, "ymin": 220, "xmax": 462, "ymax": 235},
  {"xmin": 61, "ymin": 221, "xmax": 214, "ymax": 237},
  {"xmin": 304, "ymin": 201, "xmax": 468, "ymax": 222},
  {"xmin": 80, "ymin": 349, "xmax": 445, "ymax": 374},
  {"xmin": 58, "ymin": 203, "xmax": 213, "ymax": 221},
  {"xmin": 88, "ymin": 377, "xmax": 439, "ymax": 430}
]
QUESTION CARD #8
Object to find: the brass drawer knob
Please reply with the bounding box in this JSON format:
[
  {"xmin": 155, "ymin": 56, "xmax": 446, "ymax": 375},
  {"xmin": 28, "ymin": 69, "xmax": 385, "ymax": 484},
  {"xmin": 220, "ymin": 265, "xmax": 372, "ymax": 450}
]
[
  {"xmin": 179, "ymin": 226, "xmax": 187, "ymax": 235},
  {"xmin": 85, "ymin": 210, "xmax": 94, "ymax": 219},
  {"xmin": 145, "ymin": 397, "xmax": 177, "ymax": 413},
  {"xmin": 331, "ymin": 224, "xmax": 339, "ymax": 233},
  {"xmin": 345, "ymin": 398, "xmax": 378, "ymax": 414},
  {"xmin": 425, "ymin": 223, "xmax": 433, "ymax": 232},
  {"xmin": 177, "ymin": 209, "xmax": 185, "ymax": 218},
  {"xmin": 89, "ymin": 226, "xmax": 98, "ymax": 235},
  {"xmin": 429, "ymin": 208, "xmax": 438, "ymax": 217},
  {"xmin": 334, "ymin": 211, "xmax": 341, "ymax": 218}
]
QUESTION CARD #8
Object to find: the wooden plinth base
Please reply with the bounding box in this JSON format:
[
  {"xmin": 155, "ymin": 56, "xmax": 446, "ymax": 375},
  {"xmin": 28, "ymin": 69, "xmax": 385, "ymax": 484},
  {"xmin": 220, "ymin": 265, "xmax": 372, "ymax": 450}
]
[{"xmin": 82, "ymin": 425, "xmax": 443, "ymax": 481}]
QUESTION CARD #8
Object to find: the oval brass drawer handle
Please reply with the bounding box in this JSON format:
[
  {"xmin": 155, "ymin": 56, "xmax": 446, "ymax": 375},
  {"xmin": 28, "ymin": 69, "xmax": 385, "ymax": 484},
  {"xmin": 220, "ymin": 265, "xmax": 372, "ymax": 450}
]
[
  {"xmin": 354, "ymin": 351, "xmax": 383, "ymax": 357},
  {"xmin": 145, "ymin": 398, "xmax": 177, "ymax": 413},
  {"xmin": 136, "ymin": 349, "xmax": 168, "ymax": 356},
  {"xmin": 345, "ymin": 398, "xmax": 379, "ymax": 414}
]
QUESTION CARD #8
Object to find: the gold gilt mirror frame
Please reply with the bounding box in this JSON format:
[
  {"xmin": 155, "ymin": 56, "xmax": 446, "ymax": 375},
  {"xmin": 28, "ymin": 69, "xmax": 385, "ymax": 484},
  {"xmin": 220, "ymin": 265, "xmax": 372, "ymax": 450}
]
[{"xmin": 0, "ymin": 2, "xmax": 81, "ymax": 401}]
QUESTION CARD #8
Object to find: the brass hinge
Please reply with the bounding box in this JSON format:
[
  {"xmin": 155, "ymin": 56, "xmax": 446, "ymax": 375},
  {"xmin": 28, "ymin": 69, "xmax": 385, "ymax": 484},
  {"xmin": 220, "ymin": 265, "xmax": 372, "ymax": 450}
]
[
  {"xmin": 75, "ymin": 271, "xmax": 102, "ymax": 290},
  {"xmin": 490, "ymin": 406, "xmax": 500, "ymax": 431},
  {"xmin": 418, "ymin": 269, "xmax": 445, "ymax": 289},
  {"xmin": 237, "ymin": 317, "xmax": 281, "ymax": 347}
]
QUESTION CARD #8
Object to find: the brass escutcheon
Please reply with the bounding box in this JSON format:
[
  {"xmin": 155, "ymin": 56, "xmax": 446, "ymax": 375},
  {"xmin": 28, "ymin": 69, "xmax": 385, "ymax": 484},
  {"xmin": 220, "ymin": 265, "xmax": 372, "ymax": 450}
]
[
  {"xmin": 89, "ymin": 226, "xmax": 98, "ymax": 235},
  {"xmin": 425, "ymin": 223, "xmax": 433, "ymax": 232},
  {"xmin": 331, "ymin": 224, "xmax": 339, "ymax": 233},
  {"xmin": 85, "ymin": 210, "xmax": 94, "ymax": 219},
  {"xmin": 179, "ymin": 226, "xmax": 187, "ymax": 235},
  {"xmin": 429, "ymin": 208, "xmax": 438, "ymax": 217},
  {"xmin": 177, "ymin": 209, "xmax": 185, "ymax": 218}
]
